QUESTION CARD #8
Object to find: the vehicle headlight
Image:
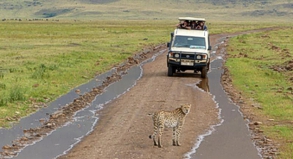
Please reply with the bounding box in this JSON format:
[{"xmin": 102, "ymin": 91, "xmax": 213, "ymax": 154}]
[
  {"xmin": 196, "ymin": 55, "xmax": 201, "ymax": 59},
  {"xmin": 175, "ymin": 54, "xmax": 180, "ymax": 58}
]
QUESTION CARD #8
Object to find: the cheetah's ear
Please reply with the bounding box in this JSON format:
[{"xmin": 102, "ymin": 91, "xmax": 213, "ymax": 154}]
[{"xmin": 180, "ymin": 105, "xmax": 183, "ymax": 109}]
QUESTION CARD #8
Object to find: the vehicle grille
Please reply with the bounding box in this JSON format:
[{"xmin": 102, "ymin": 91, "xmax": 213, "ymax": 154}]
[{"xmin": 181, "ymin": 54, "xmax": 195, "ymax": 59}]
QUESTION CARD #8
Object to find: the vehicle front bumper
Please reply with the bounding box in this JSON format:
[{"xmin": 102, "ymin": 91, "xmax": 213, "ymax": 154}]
[{"xmin": 167, "ymin": 58, "xmax": 208, "ymax": 69}]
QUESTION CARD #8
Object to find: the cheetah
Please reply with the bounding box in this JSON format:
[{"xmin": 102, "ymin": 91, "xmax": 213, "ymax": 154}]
[{"xmin": 149, "ymin": 104, "xmax": 191, "ymax": 148}]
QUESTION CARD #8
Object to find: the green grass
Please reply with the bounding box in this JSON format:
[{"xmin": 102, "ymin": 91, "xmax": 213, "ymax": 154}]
[
  {"xmin": 0, "ymin": 20, "xmax": 282, "ymax": 127},
  {"xmin": 207, "ymin": 22, "xmax": 284, "ymax": 34},
  {"xmin": 226, "ymin": 27, "xmax": 293, "ymax": 158},
  {"xmin": 0, "ymin": 20, "xmax": 174, "ymax": 127},
  {"xmin": 263, "ymin": 125, "xmax": 293, "ymax": 158}
]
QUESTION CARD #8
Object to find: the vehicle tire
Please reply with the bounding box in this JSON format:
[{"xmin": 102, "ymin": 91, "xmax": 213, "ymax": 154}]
[
  {"xmin": 168, "ymin": 66, "xmax": 173, "ymax": 76},
  {"xmin": 206, "ymin": 59, "xmax": 211, "ymax": 71},
  {"xmin": 201, "ymin": 66, "xmax": 208, "ymax": 78},
  {"xmin": 207, "ymin": 62, "xmax": 210, "ymax": 71}
]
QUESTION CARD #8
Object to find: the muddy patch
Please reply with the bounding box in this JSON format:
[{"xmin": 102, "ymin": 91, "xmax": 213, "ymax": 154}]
[{"xmin": 196, "ymin": 78, "xmax": 210, "ymax": 92}]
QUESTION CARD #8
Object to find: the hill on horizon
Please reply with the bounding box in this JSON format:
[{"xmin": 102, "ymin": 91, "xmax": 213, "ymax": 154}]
[{"xmin": 0, "ymin": 0, "xmax": 292, "ymax": 21}]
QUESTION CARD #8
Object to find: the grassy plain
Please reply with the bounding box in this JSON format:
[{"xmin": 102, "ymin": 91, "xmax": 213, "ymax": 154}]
[
  {"xmin": 0, "ymin": 20, "xmax": 281, "ymax": 127},
  {"xmin": 226, "ymin": 27, "xmax": 293, "ymax": 158},
  {"xmin": 0, "ymin": 20, "xmax": 174, "ymax": 127}
]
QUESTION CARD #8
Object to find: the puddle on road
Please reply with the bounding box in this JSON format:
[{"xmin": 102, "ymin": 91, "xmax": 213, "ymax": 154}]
[
  {"xmin": 196, "ymin": 78, "xmax": 209, "ymax": 93},
  {"xmin": 0, "ymin": 49, "xmax": 166, "ymax": 159},
  {"xmin": 185, "ymin": 36, "xmax": 262, "ymax": 159}
]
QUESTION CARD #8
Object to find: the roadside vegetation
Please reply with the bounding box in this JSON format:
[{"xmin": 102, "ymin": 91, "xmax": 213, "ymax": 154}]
[{"xmin": 226, "ymin": 27, "xmax": 293, "ymax": 158}]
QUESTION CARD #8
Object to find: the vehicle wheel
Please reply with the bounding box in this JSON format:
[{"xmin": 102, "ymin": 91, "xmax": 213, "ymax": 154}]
[
  {"xmin": 168, "ymin": 66, "xmax": 173, "ymax": 76},
  {"xmin": 201, "ymin": 66, "xmax": 208, "ymax": 78},
  {"xmin": 207, "ymin": 62, "xmax": 210, "ymax": 71}
]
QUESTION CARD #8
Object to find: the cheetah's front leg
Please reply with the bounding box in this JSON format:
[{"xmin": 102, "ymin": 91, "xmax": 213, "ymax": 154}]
[
  {"xmin": 172, "ymin": 127, "xmax": 176, "ymax": 146},
  {"xmin": 151, "ymin": 127, "xmax": 158, "ymax": 146},
  {"xmin": 175, "ymin": 126, "xmax": 182, "ymax": 146},
  {"xmin": 158, "ymin": 126, "xmax": 164, "ymax": 148}
]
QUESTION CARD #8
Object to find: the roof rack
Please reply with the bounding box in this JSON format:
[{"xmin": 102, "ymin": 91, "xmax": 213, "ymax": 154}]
[{"xmin": 178, "ymin": 17, "xmax": 205, "ymax": 21}]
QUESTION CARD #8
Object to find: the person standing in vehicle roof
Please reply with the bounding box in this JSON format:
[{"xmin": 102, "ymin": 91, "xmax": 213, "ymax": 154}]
[
  {"xmin": 203, "ymin": 21, "xmax": 208, "ymax": 30},
  {"xmin": 190, "ymin": 21, "xmax": 197, "ymax": 30},
  {"xmin": 196, "ymin": 21, "xmax": 207, "ymax": 30},
  {"xmin": 177, "ymin": 20, "xmax": 191, "ymax": 30}
]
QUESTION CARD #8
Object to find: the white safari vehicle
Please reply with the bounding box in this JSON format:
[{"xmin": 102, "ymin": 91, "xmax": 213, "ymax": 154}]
[{"xmin": 167, "ymin": 17, "xmax": 211, "ymax": 78}]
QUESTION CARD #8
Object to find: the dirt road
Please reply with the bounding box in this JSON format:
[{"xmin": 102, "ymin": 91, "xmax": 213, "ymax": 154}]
[{"xmin": 58, "ymin": 38, "xmax": 221, "ymax": 159}]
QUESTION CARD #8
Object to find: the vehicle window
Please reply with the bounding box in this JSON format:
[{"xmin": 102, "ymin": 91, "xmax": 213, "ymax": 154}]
[{"xmin": 173, "ymin": 36, "xmax": 206, "ymax": 49}]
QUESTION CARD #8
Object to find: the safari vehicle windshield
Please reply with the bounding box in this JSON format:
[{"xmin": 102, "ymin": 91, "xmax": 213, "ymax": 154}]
[{"xmin": 172, "ymin": 36, "xmax": 206, "ymax": 49}]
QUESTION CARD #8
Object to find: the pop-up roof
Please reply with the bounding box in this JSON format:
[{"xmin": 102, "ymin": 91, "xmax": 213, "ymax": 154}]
[{"xmin": 178, "ymin": 17, "xmax": 206, "ymax": 22}]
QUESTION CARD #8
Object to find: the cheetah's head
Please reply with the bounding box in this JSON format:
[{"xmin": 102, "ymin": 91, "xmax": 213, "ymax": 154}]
[{"xmin": 181, "ymin": 104, "xmax": 191, "ymax": 114}]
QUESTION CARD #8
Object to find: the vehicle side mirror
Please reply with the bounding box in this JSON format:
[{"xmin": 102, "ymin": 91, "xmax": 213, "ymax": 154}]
[
  {"xmin": 171, "ymin": 32, "xmax": 174, "ymax": 38},
  {"xmin": 208, "ymin": 46, "xmax": 212, "ymax": 50},
  {"xmin": 167, "ymin": 42, "xmax": 170, "ymax": 47}
]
